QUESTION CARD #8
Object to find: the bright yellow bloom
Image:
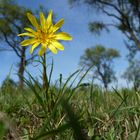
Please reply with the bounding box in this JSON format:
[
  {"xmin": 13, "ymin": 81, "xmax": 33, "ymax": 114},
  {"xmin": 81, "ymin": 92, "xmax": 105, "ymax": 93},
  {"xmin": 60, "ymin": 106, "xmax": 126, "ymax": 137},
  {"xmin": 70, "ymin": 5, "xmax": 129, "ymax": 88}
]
[{"xmin": 18, "ymin": 10, "xmax": 72, "ymax": 56}]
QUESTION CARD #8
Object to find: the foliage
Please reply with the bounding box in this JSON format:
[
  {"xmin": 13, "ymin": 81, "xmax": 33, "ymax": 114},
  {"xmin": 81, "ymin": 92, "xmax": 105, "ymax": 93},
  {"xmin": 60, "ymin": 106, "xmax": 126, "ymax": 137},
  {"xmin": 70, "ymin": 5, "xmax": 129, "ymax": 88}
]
[
  {"xmin": 123, "ymin": 59, "xmax": 140, "ymax": 91},
  {"xmin": 89, "ymin": 22, "xmax": 109, "ymax": 36},
  {"xmin": 1, "ymin": 76, "xmax": 17, "ymax": 93},
  {"xmin": 80, "ymin": 45, "xmax": 120, "ymax": 89},
  {"xmin": 69, "ymin": 0, "xmax": 140, "ymax": 55},
  {"xmin": 0, "ymin": 0, "xmax": 37, "ymax": 87}
]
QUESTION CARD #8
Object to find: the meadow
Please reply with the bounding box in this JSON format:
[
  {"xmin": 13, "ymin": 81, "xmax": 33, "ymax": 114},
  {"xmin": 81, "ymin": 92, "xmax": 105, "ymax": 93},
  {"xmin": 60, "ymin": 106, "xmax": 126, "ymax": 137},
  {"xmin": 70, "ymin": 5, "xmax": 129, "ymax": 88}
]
[{"xmin": 0, "ymin": 71, "xmax": 140, "ymax": 140}]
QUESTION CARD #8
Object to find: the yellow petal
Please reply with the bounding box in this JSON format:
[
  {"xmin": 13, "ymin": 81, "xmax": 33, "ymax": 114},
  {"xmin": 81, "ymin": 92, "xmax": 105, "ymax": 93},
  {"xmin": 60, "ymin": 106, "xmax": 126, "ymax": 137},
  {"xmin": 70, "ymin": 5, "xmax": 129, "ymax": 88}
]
[
  {"xmin": 24, "ymin": 27, "xmax": 37, "ymax": 34},
  {"xmin": 48, "ymin": 44, "xmax": 58, "ymax": 54},
  {"xmin": 40, "ymin": 12, "xmax": 46, "ymax": 30},
  {"xmin": 46, "ymin": 10, "xmax": 53, "ymax": 27},
  {"xmin": 27, "ymin": 13, "xmax": 39, "ymax": 29},
  {"xmin": 47, "ymin": 26, "xmax": 54, "ymax": 34},
  {"xmin": 55, "ymin": 32, "xmax": 72, "ymax": 40},
  {"xmin": 51, "ymin": 41, "xmax": 64, "ymax": 50},
  {"xmin": 53, "ymin": 19, "xmax": 64, "ymax": 32},
  {"xmin": 30, "ymin": 42, "xmax": 40, "ymax": 54},
  {"xmin": 38, "ymin": 45, "xmax": 47, "ymax": 56},
  {"xmin": 20, "ymin": 39, "xmax": 37, "ymax": 46},
  {"xmin": 18, "ymin": 32, "xmax": 34, "ymax": 37}
]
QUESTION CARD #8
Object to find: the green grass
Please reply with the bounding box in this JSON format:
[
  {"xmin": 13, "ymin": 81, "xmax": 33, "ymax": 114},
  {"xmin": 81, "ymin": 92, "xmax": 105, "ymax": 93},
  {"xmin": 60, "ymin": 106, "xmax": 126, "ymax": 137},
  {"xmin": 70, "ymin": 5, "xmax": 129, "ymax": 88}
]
[{"xmin": 0, "ymin": 74, "xmax": 140, "ymax": 140}]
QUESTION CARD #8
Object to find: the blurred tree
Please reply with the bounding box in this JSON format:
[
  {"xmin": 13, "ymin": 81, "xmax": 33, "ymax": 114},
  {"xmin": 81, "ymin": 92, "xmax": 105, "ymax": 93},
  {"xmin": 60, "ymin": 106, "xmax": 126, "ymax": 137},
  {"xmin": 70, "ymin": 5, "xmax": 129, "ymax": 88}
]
[
  {"xmin": 0, "ymin": 0, "xmax": 37, "ymax": 88},
  {"xmin": 69, "ymin": 0, "xmax": 140, "ymax": 53},
  {"xmin": 1, "ymin": 76, "xmax": 17, "ymax": 92},
  {"xmin": 123, "ymin": 59, "xmax": 140, "ymax": 91},
  {"xmin": 80, "ymin": 45, "xmax": 120, "ymax": 90}
]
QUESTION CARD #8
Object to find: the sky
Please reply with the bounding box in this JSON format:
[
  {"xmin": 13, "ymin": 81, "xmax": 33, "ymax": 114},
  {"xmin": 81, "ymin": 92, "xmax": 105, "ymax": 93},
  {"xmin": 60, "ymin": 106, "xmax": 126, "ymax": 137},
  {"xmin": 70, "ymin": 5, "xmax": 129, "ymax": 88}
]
[{"xmin": 0, "ymin": 0, "xmax": 129, "ymax": 87}]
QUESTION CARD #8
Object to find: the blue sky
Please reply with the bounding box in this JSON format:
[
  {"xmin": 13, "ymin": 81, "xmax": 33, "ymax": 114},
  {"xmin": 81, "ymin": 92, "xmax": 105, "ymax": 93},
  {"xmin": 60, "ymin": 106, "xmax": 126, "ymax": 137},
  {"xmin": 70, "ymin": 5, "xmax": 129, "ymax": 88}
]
[{"xmin": 0, "ymin": 0, "xmax": 129, "ymax": 87}]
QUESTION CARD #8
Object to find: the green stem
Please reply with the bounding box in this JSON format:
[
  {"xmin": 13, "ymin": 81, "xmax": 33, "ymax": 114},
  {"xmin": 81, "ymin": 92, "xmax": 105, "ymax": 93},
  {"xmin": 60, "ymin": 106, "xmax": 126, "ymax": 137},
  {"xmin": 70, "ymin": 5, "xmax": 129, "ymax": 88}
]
[{"xmin": 42, "ymin": 53, "xmax": 49, "ymax": 94}]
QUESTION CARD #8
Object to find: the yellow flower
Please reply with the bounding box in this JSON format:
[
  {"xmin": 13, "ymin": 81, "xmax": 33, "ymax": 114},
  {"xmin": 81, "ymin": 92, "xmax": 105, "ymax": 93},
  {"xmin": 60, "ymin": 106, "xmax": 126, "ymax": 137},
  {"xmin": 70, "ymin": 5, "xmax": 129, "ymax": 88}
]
[{"xmin": 18, "ymin": 10, "xmax": 72, "ymax": 56}]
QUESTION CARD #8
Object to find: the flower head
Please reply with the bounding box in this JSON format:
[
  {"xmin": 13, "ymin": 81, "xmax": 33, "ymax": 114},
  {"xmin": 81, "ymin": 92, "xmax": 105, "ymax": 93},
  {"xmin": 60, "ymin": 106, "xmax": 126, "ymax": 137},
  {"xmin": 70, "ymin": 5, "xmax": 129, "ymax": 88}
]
[{"xmin": 18, "ymin": 10, "xmax": 72, "ymax": 56}]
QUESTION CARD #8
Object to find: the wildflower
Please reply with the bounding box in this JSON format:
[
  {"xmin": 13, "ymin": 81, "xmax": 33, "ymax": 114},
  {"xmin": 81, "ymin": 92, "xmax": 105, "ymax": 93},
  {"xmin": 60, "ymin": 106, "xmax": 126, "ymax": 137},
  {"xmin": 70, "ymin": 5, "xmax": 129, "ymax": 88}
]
[{"xmin": 18, "ymin": 10, "xmax": 72, "ymax": 56}]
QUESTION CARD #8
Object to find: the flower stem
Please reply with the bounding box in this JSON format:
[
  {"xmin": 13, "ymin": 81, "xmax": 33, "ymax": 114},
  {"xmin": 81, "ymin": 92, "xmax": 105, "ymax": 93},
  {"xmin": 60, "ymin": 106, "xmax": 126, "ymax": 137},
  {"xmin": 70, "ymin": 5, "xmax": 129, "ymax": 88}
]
[{"xmin": 42, "ymin": 53, "xmax": 48, "ymax": 94}]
